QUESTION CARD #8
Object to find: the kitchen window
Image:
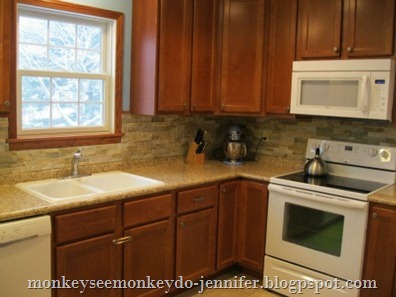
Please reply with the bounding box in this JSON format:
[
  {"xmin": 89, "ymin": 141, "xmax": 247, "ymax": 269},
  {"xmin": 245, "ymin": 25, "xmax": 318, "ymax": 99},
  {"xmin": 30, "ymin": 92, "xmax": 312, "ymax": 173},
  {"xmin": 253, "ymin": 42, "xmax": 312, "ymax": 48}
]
[{"xmin": 7, "ymin": 0, "xmax": 124, "ymax": 150}]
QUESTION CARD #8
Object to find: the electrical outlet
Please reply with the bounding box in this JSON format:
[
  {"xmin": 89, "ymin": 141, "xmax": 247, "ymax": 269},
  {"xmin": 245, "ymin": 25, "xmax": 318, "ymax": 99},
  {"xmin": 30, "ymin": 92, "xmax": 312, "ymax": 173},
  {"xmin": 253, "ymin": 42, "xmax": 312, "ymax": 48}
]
[{"xmin": 262, "ymin": 131, "xmax": 270, "ymax": 141}]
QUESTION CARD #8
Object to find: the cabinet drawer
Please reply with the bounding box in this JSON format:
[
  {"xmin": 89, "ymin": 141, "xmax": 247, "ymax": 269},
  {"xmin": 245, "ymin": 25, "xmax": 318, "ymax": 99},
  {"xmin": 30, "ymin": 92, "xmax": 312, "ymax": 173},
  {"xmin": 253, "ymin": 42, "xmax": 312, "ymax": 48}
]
[
  {"xmin": 55, "ymin": 205, "xmax": 117, "ymax": 244},
  {"xmin": 177, "ymin": 185, "xmax": 217, "ymax": 213},
  {"xmin": 124, "ymin": 194, "xmax": 173, "ymax": 228}
]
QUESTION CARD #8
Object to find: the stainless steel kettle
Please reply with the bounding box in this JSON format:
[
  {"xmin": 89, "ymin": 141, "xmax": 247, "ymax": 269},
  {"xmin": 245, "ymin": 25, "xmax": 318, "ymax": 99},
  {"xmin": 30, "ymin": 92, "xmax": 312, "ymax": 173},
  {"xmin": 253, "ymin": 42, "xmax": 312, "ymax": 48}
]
[{"xmin": 304, "ymin": 147, "xmax": 327, "ymax": 177}]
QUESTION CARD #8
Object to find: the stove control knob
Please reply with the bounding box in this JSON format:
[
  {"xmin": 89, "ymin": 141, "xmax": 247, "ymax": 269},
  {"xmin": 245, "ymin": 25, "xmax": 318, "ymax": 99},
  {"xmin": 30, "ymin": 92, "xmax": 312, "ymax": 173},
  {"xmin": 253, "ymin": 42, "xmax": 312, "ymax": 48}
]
[
  {"xmin": 368, "ymin": 148, "xmax": 378, "ymax": 157},
  {"xmin": 380, "ymin": 149, "xmax": 391, "ymax": 162}
]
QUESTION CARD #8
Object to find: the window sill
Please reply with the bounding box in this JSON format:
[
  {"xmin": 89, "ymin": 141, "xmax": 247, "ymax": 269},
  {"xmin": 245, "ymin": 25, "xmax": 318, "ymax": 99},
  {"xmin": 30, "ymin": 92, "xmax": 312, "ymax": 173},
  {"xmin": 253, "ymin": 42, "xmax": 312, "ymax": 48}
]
[{"xmin": 7, "ymin": 133, "xmax": 123, "ymax": 150}]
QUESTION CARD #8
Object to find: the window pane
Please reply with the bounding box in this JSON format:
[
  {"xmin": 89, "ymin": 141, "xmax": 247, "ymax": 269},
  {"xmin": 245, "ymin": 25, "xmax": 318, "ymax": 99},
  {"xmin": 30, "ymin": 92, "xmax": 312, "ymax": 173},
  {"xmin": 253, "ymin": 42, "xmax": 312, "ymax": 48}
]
[
  {"xmin": 49, "ymin": 21, "xmax": 76, "ymax": 47},
  {"xmin": 19, "ymin": 17, "xmax": 48, "ymax": 44},
  {"xmin": 22, "ymin": 103, "xmax": 50, "ymax": 129},
  {"xmin": 77, "ymin": 50, "xmax": 101, "ymax": 73},
  {"xmin": 22, "ymin": 76, "xmax": 50, "ymax": 102},
  {"xmin": 77, "ymin": 25, "xmax": 101, "ymax": 50},
  {"xmin": 80, "ymin": 79, "xmax": 103, "ymax": 102},
  {"xmin": 52, "ymin": 103, "xmax": 78, "ymax": 127},
  {"xmin": 52, "ymin": 78, "xmax": 78, "ymax": 102},
  {"xmin": 19, "ymin": 44, "xmax": 47, "ymax": 70},
  {"xmin": 49, "ymin": 47, "xmax": 76, "ymax": 71},
  {"xmin": 79, "ymin": 103, "xmax": 103, "ymax": 126}
]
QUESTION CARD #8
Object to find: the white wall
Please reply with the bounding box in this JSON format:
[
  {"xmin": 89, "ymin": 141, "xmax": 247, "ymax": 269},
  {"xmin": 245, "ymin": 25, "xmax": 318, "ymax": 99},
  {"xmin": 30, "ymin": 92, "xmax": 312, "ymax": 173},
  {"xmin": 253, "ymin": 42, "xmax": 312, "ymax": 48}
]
[{"xmin": 60, "ymin": 0, "xmax": 132, "ymax": 111}]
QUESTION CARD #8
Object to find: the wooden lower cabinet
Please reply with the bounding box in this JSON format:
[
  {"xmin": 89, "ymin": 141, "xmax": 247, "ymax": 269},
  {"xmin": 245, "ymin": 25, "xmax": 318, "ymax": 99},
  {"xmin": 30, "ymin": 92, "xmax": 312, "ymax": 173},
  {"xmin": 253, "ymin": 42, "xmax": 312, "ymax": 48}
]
[
  {"xmin": 56, "ymin": 234, "xmax": 121, "ymax": 297},
  {"xmin": 237, "ymin": 180, "xmax": 268, "ymax": 272},
  {"xmin": 361, "ymin": 203, "xmax": 396, "ymax": 297},
  {"xmin": 54, "ymin": 181, "xmax": 271, "ymax": 297},
  {"xmin": 123, "ymin": 219, "xmax": 174, "ymax": 297},
  {"xmin": 217, "ymin": 181, "xmax": 240, "ymax": 270},
  {"xmin": 176, "ymin": 208, "xmax": 217, "ymax": 281}
]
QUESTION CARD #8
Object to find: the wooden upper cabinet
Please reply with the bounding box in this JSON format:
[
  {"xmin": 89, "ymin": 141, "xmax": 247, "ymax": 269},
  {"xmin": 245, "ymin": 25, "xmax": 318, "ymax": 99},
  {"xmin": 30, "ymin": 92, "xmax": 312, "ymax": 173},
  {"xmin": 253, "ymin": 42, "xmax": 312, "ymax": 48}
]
[
  {"xmin": 190, "ymin": 0, "xmax": 218, "ymax": 112},
  {"xmin": 219, "ymin": 0, "xmax": 266, "ymax": 114},
  {"xmin": 0, "ymin": 0, "xmax": 14, "ymax": 113},
  {"xmin": 297, "ymin": 0, "xmax": 396, "ymax": 59},
  {"xmin": 345, "ymin": 0, "xmax": 395, "ymax": 57},
  {"xmin": 297, "ymin": 0, "xmax": 343, "ymax": 59},
  {"xmin": 265, "ymin": 0, "xmax": 297, "ymax": 114},
  {"xmin": 157, "ymin": 0, "xmax": 193, "ymax": 113},
  {"xmin": 131, "ymin": 0, "xmax": 217, "ymax": 115}
]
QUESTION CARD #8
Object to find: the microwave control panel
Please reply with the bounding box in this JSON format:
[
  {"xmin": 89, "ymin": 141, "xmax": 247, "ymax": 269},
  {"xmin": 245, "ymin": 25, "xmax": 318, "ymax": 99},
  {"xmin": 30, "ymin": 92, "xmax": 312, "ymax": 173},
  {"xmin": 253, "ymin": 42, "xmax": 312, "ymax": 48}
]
[{"xmin": 370, "ymin": 72, "xmax": 392, "ymax": 114}]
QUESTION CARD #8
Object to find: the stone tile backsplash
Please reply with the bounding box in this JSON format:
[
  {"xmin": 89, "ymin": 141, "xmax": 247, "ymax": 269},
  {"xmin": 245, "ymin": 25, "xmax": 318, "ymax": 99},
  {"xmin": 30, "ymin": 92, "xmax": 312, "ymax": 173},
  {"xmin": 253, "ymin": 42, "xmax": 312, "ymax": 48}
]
[{"xmin": 0, "ymin": 114, "xmax": 395, "ymax": 180}]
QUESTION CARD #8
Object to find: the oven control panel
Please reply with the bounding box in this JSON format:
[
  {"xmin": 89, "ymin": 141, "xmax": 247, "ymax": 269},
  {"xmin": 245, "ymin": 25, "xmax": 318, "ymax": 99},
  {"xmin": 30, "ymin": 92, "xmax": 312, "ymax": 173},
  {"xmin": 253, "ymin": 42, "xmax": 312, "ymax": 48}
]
[{"xmin": 306, "ymin": 139, "xmax": 396, "ymax": 170}]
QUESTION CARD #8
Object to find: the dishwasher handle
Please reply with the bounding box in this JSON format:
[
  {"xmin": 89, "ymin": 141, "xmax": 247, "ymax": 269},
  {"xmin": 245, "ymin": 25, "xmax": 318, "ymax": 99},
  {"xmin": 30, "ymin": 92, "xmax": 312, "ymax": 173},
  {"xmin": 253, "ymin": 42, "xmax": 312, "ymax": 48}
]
[
  {"xmin": 0, "ymin": 234, "xmax": 39, "ymax": 247},
  {"xmin": 268, "ymin": 183, "xmax": 368, "ymax": 210}
]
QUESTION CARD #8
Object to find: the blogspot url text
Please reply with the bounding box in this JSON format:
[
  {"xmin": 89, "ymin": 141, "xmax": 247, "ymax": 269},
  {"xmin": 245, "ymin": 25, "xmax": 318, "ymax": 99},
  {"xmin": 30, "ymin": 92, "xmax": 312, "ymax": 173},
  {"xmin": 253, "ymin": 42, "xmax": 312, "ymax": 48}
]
[{"xmin": 28, "ymin": 275, "xmax": 377, "ymax": 294}]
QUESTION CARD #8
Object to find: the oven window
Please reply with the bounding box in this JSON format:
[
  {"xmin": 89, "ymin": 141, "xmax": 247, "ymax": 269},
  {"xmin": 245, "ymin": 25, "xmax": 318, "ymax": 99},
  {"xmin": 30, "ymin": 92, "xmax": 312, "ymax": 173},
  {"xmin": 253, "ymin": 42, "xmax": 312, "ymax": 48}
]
[{"xmin": 283, "ymin": 203, "xmax": 344, "ymax": 257}]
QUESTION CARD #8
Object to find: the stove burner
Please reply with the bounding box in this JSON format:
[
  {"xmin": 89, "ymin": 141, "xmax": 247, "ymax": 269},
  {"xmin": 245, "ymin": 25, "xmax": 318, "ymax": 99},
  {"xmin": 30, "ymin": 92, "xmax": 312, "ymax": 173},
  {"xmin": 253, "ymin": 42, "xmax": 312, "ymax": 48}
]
[{"xmin": 278, "ymin": 171, "xmax": 388, "ymax": 194}]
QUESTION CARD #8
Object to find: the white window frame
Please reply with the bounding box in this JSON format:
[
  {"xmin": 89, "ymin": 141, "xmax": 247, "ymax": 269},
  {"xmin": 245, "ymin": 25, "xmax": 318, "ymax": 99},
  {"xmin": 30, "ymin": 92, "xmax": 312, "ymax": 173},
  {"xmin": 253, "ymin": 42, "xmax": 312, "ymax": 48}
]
[{"xmin": 16, "ymin": 4, "xmax": 116, "ymax": 138}]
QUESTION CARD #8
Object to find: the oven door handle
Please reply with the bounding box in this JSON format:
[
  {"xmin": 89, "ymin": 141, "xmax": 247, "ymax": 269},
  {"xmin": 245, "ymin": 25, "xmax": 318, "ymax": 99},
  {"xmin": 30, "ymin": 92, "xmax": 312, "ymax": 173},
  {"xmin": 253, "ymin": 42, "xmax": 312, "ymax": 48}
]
[{"xmin": 268, "ymin": 184, "xmax": 367, "ymax": 210}]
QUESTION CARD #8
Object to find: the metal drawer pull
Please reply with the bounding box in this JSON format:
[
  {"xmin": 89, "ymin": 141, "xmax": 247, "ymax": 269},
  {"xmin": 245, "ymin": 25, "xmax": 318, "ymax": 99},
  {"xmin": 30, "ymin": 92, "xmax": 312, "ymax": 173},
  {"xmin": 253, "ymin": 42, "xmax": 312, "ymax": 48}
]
[
  {"xmin": 179, "ymin": 222, "xmax": 185, "ymax": 228},
  {"xmin": 193, "ymin": 196, "xmax": 205, "ymax": 202},
  {"xmin": 112, "ymin": 236, "xmax": 132, "ymax": 245}
]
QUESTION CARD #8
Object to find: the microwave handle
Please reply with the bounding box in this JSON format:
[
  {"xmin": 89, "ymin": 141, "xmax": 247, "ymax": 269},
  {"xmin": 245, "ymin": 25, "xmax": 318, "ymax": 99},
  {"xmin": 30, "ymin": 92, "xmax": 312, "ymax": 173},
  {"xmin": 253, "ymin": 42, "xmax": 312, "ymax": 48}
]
[{"xmin": 361, "ymin": 75, "xmax": 370, "ymax": 115}]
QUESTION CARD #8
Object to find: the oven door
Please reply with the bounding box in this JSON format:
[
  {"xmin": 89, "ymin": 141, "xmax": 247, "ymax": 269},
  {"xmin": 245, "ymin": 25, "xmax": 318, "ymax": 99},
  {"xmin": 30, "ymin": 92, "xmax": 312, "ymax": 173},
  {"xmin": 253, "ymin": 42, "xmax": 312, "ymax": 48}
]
[{"xmin": 265, "ymin": 184, "xmax": 368, "ymax": 281}]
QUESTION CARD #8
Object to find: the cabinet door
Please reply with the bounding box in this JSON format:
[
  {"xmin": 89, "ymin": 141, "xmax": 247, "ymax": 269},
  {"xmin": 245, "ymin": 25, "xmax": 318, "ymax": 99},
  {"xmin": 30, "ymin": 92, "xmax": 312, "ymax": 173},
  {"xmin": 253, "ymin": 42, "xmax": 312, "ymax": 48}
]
[
  {"xmin": 219, "ymin": 0, "xmax": 265, "ymax": 114},
  {"xmin": 130, "ymin": 0, "xmax": 159, "ymax": 115},
  {"xmin": 265, "ymin": 0, "xmax": 297, "ymax": 114},
  {"xmin": 345, "ymin": 0, "xmax": 395, "ymax": 57},
  {"xmin": 238, "ymin": 180, "xmax": 268, "ymax": 272},
  {"xmin": 190, "ymin": 0, "xmax": 218, "ymax": 112},
  {"xmin": 361, "ymin": 204, "xmax": 396, "ymax": 297},
  {"xmin": 176, "ymin": 208, "xmax": 217, "ymax": 280},
  {"xmin": 157, "ymin": 0, "xmax": 193, "ymax": 113},
  {"xmin": 56, "ymin": 234, "xmax": 120, "ymax": 297},
  {"xmin": 0, "ymin": 0, "xmax": 14, "ymax": 112},
  {"xmin": 124, "ymin": 220, "xmax": 174, "ymax": 297},
  {"xmin": 297, "ymin": 0, "xmax": 343, "ymax": 59},
  {"xmin": 217, "ymin": 181, "xmax": 239, "ymax": 270}
]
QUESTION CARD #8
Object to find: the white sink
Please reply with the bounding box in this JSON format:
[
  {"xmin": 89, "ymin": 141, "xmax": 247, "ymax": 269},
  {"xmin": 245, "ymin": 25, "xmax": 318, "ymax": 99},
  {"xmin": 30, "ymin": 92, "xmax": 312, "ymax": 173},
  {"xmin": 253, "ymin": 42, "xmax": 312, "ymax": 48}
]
[{"xmin": 16, "ymin": 171, "xmax": 164, "ymax": 203}]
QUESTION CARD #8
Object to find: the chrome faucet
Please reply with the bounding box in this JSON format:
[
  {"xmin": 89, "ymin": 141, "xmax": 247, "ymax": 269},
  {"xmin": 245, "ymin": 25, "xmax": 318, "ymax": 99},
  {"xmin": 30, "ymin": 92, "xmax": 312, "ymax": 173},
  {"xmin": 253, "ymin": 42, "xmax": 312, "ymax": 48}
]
[{"xmin": 71, "ymin": 149, "xmax": 83, "ymax": 177}]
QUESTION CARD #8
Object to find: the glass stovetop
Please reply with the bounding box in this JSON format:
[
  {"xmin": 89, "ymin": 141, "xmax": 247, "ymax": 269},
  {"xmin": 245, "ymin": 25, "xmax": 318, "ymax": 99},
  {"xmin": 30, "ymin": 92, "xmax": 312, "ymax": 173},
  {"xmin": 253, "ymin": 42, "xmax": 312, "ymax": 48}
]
[{"xmin": 276, "ymin": 171, "xmax": 389, "ymax": 194}]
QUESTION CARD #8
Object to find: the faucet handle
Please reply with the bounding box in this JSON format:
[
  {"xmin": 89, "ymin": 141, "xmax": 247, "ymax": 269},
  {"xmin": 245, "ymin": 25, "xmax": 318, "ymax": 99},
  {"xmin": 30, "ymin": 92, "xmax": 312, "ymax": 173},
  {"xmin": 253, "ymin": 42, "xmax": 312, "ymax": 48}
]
[{"xmin": 73, "ymin": 148, "xmax": 83, "ymax": 159}]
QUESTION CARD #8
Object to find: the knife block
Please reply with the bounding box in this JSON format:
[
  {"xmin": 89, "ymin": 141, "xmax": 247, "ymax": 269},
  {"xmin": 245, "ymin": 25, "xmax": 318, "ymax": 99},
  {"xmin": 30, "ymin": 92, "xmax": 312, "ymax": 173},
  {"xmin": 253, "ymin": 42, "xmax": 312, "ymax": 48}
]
[{"xmin": 185, "ymin": 142, "xmax": 205, "ymax": 165}]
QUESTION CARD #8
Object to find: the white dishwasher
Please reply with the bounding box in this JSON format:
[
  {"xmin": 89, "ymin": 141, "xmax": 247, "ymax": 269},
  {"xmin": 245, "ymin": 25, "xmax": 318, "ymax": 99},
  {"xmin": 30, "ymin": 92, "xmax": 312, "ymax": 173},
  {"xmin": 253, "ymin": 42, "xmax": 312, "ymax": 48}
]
[{"xmin": 0, "ymin": 215, "xmax": 51, "ymax": 297}]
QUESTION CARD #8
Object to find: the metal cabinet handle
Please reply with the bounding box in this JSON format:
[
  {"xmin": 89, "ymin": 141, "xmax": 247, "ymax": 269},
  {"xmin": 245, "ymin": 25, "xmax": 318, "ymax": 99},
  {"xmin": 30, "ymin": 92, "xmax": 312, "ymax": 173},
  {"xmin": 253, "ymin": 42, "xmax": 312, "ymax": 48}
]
[
  {"xmin": 193, "ymin": 196, "xmax": 205, "ymax": 203},
  {"xmin": 179, "ymin": 222, "xmax": 185, "ymax": 228},
  {"xmin": 332, "ymin": 47, "xmax": 339, "ymax": 53},
  {"xmin": 372, "ymin": 212, "xmax": 378, "ymax": 219},
  {"xmin": 220, "ymin": 188, "xmax": 227, "ymax": 193},
  {"xmin": 3, "ymin": 100, "xmax": 10, "ymax": 108},
  {"xmin": 346, "ymin": 47, "xmax": 353, "ymax": 53},
  {"xmin": 112, "ymin": 236, "xmax": 132, "ymax": 245}
]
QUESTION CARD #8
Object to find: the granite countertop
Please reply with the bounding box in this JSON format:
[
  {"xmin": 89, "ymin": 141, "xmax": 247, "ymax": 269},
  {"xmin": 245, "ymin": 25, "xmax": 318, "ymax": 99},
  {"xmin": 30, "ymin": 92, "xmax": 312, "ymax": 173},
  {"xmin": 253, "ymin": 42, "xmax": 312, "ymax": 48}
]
[{"xmin": 0, "ymin": 156, "xmax": 395, "ymax": 222}]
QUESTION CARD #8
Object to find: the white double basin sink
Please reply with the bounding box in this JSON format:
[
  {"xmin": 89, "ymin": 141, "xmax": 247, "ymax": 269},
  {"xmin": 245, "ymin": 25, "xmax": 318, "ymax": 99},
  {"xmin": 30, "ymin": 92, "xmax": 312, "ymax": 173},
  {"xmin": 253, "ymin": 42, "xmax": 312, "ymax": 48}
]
[{"xmin": 16, "ymin": 171, "xmax": 164, "ymax": 203}]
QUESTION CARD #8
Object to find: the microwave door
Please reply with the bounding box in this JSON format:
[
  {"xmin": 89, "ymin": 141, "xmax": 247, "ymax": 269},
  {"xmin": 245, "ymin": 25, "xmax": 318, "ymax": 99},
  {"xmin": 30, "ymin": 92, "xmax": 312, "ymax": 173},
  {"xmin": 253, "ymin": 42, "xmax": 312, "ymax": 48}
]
[{"xmin": 290, "ymin": 72, "xmax": 370, "ymax": 119}]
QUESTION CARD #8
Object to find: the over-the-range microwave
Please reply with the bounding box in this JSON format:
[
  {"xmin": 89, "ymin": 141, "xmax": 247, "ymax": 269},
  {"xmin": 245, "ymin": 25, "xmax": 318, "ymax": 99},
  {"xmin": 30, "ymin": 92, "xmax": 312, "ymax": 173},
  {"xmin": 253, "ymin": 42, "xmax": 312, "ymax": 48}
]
[{"xmin": 290, "ymin": 59, "xmax": 395, "ymax": 121}]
